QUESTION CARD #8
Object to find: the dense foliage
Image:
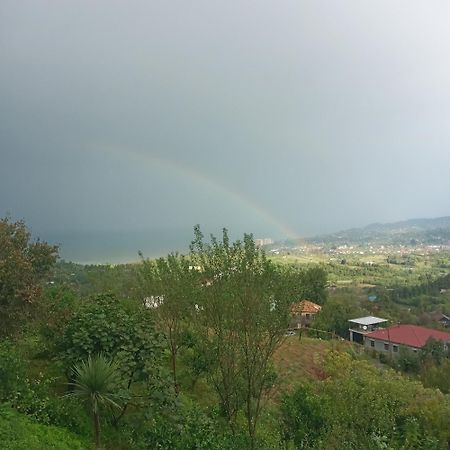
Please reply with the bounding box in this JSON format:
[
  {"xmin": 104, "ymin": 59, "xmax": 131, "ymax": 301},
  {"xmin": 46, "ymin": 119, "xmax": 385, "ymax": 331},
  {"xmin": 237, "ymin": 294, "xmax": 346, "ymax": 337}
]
[
  {"xmin": 57, "ymin": 293, "xmax": 164, "ymax": 387},
  {"xmin": 140, "ymin": 253, "xmax": 197, "ymax": 392},
  {"xmin": 1, "ymin": 220, "xmax": 450, "ymax": 449},
  {"xmin": 189, "ymin": 226, "xmax": 302, "ymax": 445},
  {"xmin": 0, "ymin": 217, "xmax": 58, "ymax": 335},
  {"xmin": 281, "ymin": 351, "xmax": 450, "ymax": 449}
]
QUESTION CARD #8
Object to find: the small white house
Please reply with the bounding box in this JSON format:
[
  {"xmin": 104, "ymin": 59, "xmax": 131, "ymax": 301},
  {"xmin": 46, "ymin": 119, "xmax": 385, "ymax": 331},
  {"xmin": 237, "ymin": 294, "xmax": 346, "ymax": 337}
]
[{"xmin": 348, "ymin": 316, "xmax": 387, "ymax": 344}]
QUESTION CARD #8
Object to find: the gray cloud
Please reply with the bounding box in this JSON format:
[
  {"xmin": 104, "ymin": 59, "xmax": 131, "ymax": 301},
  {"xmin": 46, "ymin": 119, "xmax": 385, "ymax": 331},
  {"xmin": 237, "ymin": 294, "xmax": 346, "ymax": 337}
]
[{"xmin": 1, "ymin": 0, "xmax": 450, "ymax": 244}]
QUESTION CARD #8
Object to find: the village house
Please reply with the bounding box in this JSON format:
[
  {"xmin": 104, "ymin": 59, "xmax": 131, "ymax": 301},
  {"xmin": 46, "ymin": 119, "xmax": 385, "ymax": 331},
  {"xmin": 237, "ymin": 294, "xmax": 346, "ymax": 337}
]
[
  {"xmin": 430, "ymin": 312, "xmax": 450, "ymax": 328},
  {"xmin": 290, "ymin": 300, "xmax": 321, "ymax": 329},
  {"xmin": 364, "ymin": 324, "xmax": 450, "ymax": 355},
  {"xmin": 348, "ymin": 316, "xmax": 388, "ymax": 344}
]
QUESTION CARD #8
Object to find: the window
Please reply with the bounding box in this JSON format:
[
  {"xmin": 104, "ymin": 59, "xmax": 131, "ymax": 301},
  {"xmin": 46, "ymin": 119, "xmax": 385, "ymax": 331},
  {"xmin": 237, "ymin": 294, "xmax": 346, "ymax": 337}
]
[
  {"xmin": 384, "ymin": 343, "xmax": 389, "ymax": 351},
  {"xmin": 370, "ymin": 340, "xmax": 375, "ymax": 348},
  {"xmin": 393, "ymin": 345, "xmax": 398, "ymax": 353}
]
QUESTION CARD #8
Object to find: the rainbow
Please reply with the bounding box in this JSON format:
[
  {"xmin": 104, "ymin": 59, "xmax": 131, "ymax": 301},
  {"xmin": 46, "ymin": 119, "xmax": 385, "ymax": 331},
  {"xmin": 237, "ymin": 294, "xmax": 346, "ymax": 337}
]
[{"xmin": 95, "ymin": 145, "xmax": 300, "ymax": 240}]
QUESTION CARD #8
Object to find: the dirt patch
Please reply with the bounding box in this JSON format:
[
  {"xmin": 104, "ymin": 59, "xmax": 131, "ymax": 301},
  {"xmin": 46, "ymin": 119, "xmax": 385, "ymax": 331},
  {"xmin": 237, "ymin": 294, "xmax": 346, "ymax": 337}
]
[{"xmin": 271, "ymin": 336, "xmax": 355, "ymax": 398}]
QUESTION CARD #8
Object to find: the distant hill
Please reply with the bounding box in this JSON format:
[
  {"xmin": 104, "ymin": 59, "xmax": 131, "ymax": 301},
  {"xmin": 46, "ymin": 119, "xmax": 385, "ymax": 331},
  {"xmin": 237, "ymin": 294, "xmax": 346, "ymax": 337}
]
[{"xmin": 308, "ymin": 216, "xmax": 450, "ymax": 246}]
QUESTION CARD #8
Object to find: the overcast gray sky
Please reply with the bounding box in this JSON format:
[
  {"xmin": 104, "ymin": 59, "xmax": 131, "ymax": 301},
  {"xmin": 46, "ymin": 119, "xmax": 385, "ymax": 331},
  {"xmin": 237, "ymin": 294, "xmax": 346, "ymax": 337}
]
[{"xmin": 1, "ymin": 0, "xmax": 450, "ymax": 241}]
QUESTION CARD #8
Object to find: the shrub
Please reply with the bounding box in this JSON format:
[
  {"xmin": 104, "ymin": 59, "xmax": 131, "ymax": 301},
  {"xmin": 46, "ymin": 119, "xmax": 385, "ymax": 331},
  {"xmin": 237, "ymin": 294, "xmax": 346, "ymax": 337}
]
[
  {"xmin": 280, "ymin": 384, "xmax": 325, "ymax": 449},
  {"xmin": 397, "ymin": 347, "xmax": 420, "ymax": 373},
  {"xmin": 58, "ymin": 293, "xmax": 164, "ymax": 388},
  {"xmin": 0, "ymin": 341, "xmax": 26, "ymax": 401},
  {"xmin": 0, "ymin": 340, "xmax": 90, "ymax": 435}
]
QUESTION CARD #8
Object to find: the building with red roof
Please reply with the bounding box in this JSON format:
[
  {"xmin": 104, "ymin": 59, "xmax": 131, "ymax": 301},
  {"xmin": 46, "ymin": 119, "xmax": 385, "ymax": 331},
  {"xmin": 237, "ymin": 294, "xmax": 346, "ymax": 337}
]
[
  {"xmin": 364, "ymin": 324, "xmax": 450, "ymax": 354},
  {"xmin": 290, "ymin": 300, "xmax": 322, "ymax": 329}
]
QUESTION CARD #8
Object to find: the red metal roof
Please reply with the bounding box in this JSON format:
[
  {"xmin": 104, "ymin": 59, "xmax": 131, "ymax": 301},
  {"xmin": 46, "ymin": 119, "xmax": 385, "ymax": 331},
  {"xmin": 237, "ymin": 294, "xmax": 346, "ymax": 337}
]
[{"xmin": 365, "ymin": 324, "xmax": 450, "ymax": 349}]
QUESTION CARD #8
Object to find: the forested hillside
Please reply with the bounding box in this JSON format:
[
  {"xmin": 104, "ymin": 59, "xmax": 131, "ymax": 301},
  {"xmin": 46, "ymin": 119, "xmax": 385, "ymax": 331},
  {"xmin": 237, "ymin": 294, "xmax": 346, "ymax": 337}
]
[
  {"xmin": 309, "ymin": 216, "xmax": 450, "ymax": 245},
  {"xmin": 1, "ymin": 218, "xmax": 449, "ymax": 449}
]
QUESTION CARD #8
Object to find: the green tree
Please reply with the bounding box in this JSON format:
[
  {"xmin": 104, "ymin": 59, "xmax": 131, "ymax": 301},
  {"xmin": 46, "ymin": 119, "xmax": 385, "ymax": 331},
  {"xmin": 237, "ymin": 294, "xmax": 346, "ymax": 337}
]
[
  {"xmin": 419, "ymin": 338, "xmax": 450, "ymax": 393},
  {"xmin": 140, "ymin": 253, "xmax": 197, "ymax": 393},
  {"xmin": 397, "ymin": 346, "xmax": 420, "ymax": 373},
  {"xmin": 299, "ymin": 266, "xmax": 328, "ymax": 305},
  {"xmin": 313, "ymin": 293, "xmax": 366, "ymax": 338},
  {"xmin": 58, "ymin": 293, "xmax": 164, "ymax": 424},
  {"xmin": 190, "ymin": 226, "xmax": 295, "ymax": 447},
  {"xmin": 281, "ymin": 266, "xmax": 328, "ymax": 306},
  {"xmin": 315, "ymin": 351, "xmax": 449, "ymax": 449},
  {"xmin": 0, "ymin": 217, "xmax": 58, "ymax": 335},
  {"xmin": 420, "ymin": 337, "xmax": 449, "ymax": 366},
  {"xmin": 280, "ymin": 384, "xmax": 325, "ymax": 449},
  {"xmin": 38, "ymin": 286, "xmax": 79, "ymax": 355},
  {"xmin": 421, "ymin": 359, "xmax": 450, "ymax": 394},
  {"xmin": 70, "ymin": 354, "xmax": 122, "ymax": 449}
]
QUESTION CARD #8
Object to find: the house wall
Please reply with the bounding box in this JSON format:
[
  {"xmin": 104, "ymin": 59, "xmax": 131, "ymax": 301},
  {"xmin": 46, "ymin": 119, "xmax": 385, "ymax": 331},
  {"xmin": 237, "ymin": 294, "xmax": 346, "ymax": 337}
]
[
  {"xmin": 364, "ymin": 337, "xmax": 408, "ymax": 356},
  {"xmin": 349, "ymin": 322, "xmax": 386, "ymax": 333},
  {"xmin": 290, "ymin": 313, "xmax": 317, "ymax": 329},
  {"xmin": 350, "ymin": 330, "xmax": 364, "ymax": 344}
]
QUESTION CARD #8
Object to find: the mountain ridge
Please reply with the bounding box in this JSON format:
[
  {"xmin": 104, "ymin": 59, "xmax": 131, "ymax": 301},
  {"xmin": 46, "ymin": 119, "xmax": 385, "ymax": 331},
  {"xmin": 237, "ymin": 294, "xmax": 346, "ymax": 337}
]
[{"xmin": 307, "ymin": 216, "xmax": 450, "ymax": 245}]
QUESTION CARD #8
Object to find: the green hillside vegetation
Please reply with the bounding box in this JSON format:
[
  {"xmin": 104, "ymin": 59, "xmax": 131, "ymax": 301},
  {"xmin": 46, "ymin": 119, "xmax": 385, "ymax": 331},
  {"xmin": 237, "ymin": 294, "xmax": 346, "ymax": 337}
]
[
  {"xmin": 0, "ymin": 406, "xmax": 88, "ymax": 450},
  {"xmin": 1, "ymin": 217, "xmax": 450, "ymax": 449}
]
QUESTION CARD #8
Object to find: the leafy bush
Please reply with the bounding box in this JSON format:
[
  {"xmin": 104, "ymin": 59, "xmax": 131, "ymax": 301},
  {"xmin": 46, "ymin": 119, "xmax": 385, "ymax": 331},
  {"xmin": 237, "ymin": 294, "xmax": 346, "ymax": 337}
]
[
  {"xmin": 0, "ymin": 340, "xmax": 26, "ymax": 401},
  {"xmin": 280, "ymin": 384, "xmax": 325, "ymax": 448},
  {"xmin": 0, "ymin": 340, "xmax": 90, "ymax": 435},
  {"xmin": 396, "ymin": 346, "xmax": 420, "ymax": 373},
  {"xmin": 421, "ymin": 359, "xmax": 450, "ymax": 393},
  {"xmin": 58, "ymin": 293, "xmax": 165, "ymax": 388},
  {"xmin": 281, "ymin": 352, "xmax": 449, "ymax": 449},
  {"xmin": 38, "ymin": 286, "xmax": 79, "ymax": 356},
  {"xmin": 116, "ymin": 398, "xmax": 259, "ymax": 450},
  {"xmin": 0, "ymin": 217, "xmax": 58, "ymax": 337}
]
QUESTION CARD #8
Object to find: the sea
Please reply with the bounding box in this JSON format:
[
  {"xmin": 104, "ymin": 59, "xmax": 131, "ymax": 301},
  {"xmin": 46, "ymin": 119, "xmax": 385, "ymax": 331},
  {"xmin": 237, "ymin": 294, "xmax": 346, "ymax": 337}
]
[
  {"xmin": 40, "ymin": 227, "xmax": 281, "ymax": 265},
  {"xmin": 40, "ymin": 229, "xmax": 195, "ymax": 265}
]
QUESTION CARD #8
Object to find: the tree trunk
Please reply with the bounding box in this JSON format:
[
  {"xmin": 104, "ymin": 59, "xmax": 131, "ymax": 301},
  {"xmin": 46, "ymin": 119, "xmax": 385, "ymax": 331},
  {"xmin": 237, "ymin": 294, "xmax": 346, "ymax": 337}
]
[
  {"xmin": 168, "ymin": 326, "xmax": 179, "ymax": 394},
  {"xmin": 171, "ymin": 349, "xmax": 179, "ymax": 394},
  {"xmin": 93, "ymin": 412, "xmax": 101, "ymax": 449},
  {"xmin": 112, "ymin": 372, "xmax": 134, "ymax": 427}
]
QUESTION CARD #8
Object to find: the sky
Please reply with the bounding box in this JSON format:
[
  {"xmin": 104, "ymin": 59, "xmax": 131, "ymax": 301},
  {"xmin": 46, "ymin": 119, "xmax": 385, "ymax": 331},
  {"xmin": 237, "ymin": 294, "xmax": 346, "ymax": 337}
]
[{"xmin": 1, "ymin": 0, "xmax": 450, "ymax": 248}]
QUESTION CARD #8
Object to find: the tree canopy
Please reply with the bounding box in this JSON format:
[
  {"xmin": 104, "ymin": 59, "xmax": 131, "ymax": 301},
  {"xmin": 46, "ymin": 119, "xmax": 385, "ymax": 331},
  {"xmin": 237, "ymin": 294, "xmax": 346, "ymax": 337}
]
[
  {"xmin": 0, "ymin": 217, "xmax": 58, "ymax": 336},
  {"xmin": 140, "ymin": 253, "xmax": 198, "ymax": 393},
  {"xmin": 189, "ymin": 226, "xmax": 297, "ymax": 446}
]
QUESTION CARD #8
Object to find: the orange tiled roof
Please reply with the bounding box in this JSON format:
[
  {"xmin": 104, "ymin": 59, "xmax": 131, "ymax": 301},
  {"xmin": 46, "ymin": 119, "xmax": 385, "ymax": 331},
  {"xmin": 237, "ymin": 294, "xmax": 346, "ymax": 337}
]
[{"xmin": 291, "ymin": 300, "xmax": 322, "ymax": 315}]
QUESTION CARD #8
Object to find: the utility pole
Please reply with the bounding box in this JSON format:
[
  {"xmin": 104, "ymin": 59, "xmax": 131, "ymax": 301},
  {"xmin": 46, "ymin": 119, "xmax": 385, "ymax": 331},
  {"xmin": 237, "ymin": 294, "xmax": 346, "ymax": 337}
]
[{"xmin": 387, "ymin": 322, "xmax": 392, "ymax": 359}]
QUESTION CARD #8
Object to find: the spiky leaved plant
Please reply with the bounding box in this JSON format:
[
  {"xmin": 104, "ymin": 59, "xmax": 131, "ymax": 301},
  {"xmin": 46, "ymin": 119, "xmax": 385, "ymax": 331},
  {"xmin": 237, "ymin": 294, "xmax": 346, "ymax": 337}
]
[{"xmin": 69, "ymin": 354, "xmax": 121, "ymax": 449}]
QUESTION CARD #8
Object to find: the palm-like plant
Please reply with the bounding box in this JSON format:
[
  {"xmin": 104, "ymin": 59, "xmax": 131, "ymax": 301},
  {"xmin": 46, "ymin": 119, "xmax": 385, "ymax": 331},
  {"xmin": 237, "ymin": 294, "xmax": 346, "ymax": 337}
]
[{"xmin": 69, "ymin": 354, "xmax": 121, "ymax": 449}]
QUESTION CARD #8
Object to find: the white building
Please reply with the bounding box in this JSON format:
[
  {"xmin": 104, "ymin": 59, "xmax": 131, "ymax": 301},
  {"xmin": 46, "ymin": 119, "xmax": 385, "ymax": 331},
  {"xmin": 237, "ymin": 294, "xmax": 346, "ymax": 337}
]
[{"xmin": 348, "ymin": 316, "xmax": 388, "ymax": 344}]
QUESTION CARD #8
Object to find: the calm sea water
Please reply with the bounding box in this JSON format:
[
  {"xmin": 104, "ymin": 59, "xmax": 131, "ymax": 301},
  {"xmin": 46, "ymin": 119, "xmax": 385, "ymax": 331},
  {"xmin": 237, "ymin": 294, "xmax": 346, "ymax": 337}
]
[
  {"xmin": 40, "ymin": 225, "xmax": 285, "ymax": 265},
  {"xmin": 41, "ymin": 229, "xmax": 195, "ymax": 264}
]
